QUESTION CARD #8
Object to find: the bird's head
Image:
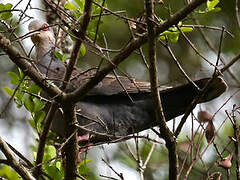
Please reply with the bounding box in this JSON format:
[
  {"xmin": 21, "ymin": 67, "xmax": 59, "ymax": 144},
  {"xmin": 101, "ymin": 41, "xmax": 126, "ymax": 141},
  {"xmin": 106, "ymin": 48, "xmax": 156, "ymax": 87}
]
[{"xmin": 28, "ymin": 19, "xmax": 55, "ymax": 49}]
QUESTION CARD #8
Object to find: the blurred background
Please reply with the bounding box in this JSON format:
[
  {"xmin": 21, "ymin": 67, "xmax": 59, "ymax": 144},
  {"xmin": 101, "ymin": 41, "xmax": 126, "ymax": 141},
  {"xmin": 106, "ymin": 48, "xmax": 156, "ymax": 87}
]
[{"xmin": 0, "ymin": 0, "xmax": 240, "ymax": 179}]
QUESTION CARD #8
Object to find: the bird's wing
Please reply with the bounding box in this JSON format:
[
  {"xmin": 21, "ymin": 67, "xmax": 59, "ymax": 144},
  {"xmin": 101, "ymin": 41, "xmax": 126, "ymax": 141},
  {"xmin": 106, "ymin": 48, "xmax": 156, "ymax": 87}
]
[{"xmin": 67, "ymin": 68, "xmax": 171, "ymax": 96}]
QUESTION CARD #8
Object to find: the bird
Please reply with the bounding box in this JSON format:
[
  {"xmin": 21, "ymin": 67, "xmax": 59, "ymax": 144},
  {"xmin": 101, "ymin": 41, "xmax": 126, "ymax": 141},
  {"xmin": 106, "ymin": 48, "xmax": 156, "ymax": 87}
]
[{"xmin": 28, "ymin": 19, "xmax": 227, "ymax": 144}]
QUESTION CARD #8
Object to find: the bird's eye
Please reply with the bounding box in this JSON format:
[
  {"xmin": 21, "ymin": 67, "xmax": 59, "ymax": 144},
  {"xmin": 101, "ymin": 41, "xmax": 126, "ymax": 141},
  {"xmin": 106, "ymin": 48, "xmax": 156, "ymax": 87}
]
[{"xmin": 41, "ymin": 23, "xmax": 49, "ymax": 31}]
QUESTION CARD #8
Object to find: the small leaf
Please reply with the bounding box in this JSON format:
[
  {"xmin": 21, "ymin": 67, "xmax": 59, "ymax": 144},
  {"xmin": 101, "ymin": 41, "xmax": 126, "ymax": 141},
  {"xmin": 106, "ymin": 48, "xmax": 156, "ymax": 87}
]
[
  {"xmin": 54, "ymin": 51, "xmax": 63, "ymax": 61},
  {"xmin": 29, "ymin": 119, "xmax": 36, "ymax": 129},
  {"xmin": 62, "ymin": 54, "xmax": 68, "ymax": 62},
  {"xmin": 207, "ymin": 0, "xmax": 219, "ymax": 11},
  {"xmin": 159, "ymin": 35, "xmax": 166, "ymax": 41},
  {"xmin": 34, "ymin": 111, "xmax": 46, "ymax": 124},
  {"xmin": 7, "ymin": 72, "xmax": 20, "ymax": 85},
  {"xmin": 0, "ymin": 3, "xmax": 13, "ymax": 20},
  {"xmin": 5, "ymin": 3, "xmax": 13, "ymax": 10},
  {"xmin": 88, "ymin": 31, "xmax": 95, "ymax": 39},
  {"xmin": 180, "ymin": 27, "xmax": 193, "ymax": 33},
  {"xmin": 212, "ymin": 7, "xmax": 221, "ymax": 12},
  {"xmin": 68, "ymin": 30, "xmax": 76, "ymax": 41},
  {"xmin": 79, "ymin": 44, "xmax": 86, "ymax": 57},
  {"xmin": 2, "ymin": 86, "xmax": 14, "ymax": 96},
  {"xmin": 74, "ymin": 0, "xmax": 83, "ymax": 7},
  {"xmin": 78, "ymin": 159, "xmax": 92, "ymax": 174},
  {"xmin": 168, "ymin": 32, "xmax": 179, "ymax": 43},
  {"xmin": 15, "ymin": 91, "xmax": 24, "ymax": 104},
  {"xmin": 44, "ymin": 145, "xmax": 57, "ymax": 161},
  {"xmin": 0, "ymin": 11, "xmax": 12, "ymax": 20},
  {"xmin": 22, "ymin": 93, "xmax": 34, "ymax": 112},
  {"xmin": 18, "ymin": 68, "xmax": 24, "ymax": 78},
  {"xmin": 33, "ymin": 98, "xmax": 45, "ymax": 112},
  {"xmin": 64, "ymin": 2, "xmax": 77, "ymax": 11},
  {"xmin": 27, "ymin": 84, "xmax": 41, "ymax": 94},
  {"xmin": 44, "ymin": 166, "xmax": 63, "ymax": 180}
]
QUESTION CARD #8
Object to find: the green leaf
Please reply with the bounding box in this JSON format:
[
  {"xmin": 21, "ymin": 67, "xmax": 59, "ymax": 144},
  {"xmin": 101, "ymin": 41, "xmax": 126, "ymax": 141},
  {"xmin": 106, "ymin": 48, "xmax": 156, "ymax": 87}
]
[
  {"xmin": 63, "ymin": 54, "xmax": 68, "ymax": 62},
  {"xmin": 54, "ymin": 52, "xmax": 68, "ymax": 62},
  {"xmin": 0, "ymin": 3, "xmax": 13, "ymax": 20},
  {"xmin": 79, "ymin": 44, "xmax": 86, "ymax": 57},
  {"xmin": 29, "ymin": 119, "xmax": 36, "ymax": 129},
  {"xmin": 33, "ymin": 98, "xmax": 45, "ymax": 112},
  {"xmin": 212, "ymin": 7, "xmax": 221, "ymax": 12},
  {"xmin": 75, "ymin": 0, "xmax": 84, "ymax": 13},
  {"xmin": 207, "ymin": 0, "xmax": 219, "ymax": 11},
  {"xmin": 45, "ymin": 166, "xmax": 63, "ymax": 180},
  {"xmin": 88, "ymin": 31, "xmax": 95, "ymax": 39},
  {"xmin": 54, "ymin": 51, "xmax": 63, "ymax": 61},
  {"xmin": 0, "ymin": 165, "xmax": 22, "ymax": 180},
  {"xmin": 15, "ymin": 91, "xmax": 24, "ymax": 104},
  {"xmin": 4, "ymin": 3, "xmax": 12, "ymax": 10},
  {"xmin": 27, "ymin": 84, "xmax": 41, "ymax": 94},
  {"xmin": 74, "ymin": 10, "xmax": 81, "ymax": 18},
  {"xmin": 44, "ymin": 145, "xmax": 57, "ymax": 161},
  {"xmin": 34, "ymin": 111, "xmax": 46, "ymax": 124},
  {"xmin": 68, "ymin": 30, "xmax": 76, "ymax": 41},
  {"xmin": 18, "ymin": 68, "xmax": 24, "ymax": 78},
  {"xmin": 181, "ymin": 27, "xmax": 193, "ymax": 33},
  {"xmin": 2, "ymin": 86, "xmax": 14, "ymax": 96},
  {"xmin": 78, "ymin": 159, "xmax": 92, "ymax": 174},
  {"xmin": 7, "ymin": 72, "xmax": 20, "ymax": 85},
  {"xmin": 64, "ymin": 2, "xmax": 77, "ymax": 11},
  {"xmin": 168, "ymin": 32, "xmax": 179, "ymax": 43},
  {"xmin": 22, "ymin": 93, "xmax": 34, "ymax": 112},
  {"xmin": 74, "ymin": 0, "xmax": 83, "ymax": 7},
  {"xmin": 159, "ymin": 35, "xmax": 166, "ymax": 41}
]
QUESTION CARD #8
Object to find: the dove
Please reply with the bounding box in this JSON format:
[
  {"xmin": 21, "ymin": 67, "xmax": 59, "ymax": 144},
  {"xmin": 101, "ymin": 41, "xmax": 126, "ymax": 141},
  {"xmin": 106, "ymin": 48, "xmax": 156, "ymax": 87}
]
[{"xmin": 28, "ymin": 19, "xmax": 227, "ymax": 143}]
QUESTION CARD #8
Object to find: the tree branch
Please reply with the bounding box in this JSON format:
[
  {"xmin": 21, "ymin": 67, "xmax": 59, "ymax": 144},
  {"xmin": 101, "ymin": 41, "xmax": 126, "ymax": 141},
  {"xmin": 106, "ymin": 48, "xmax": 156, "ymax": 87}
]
[
  {"xmin": 0, "ymin": 137, "xmax": 35, "ymax": 180},
  {"xmin": 62, "ymin": 104, "xmax": 78, "ymax": 180},
  {"xmin": 61, "ymin": 0, "xmax": 93, "ymax": 90},
  {"xmin": 145, "ymin": 0, "xmax": 178, "ymax": 179}
]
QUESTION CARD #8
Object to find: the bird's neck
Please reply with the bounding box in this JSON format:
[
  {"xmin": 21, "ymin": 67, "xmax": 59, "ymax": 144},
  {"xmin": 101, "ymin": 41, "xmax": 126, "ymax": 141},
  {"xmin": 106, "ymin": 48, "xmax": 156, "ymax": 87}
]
[{"xmin": 35, "ymin": 41, "xmax": 55, "ymax": 61}]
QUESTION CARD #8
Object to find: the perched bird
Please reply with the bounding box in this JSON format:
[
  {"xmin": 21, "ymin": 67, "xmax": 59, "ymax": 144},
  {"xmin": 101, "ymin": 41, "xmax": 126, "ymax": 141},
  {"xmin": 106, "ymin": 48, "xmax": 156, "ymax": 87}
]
[{"xmin": 28, "ymin": 19, "xmax": 227, "ymax": 144}]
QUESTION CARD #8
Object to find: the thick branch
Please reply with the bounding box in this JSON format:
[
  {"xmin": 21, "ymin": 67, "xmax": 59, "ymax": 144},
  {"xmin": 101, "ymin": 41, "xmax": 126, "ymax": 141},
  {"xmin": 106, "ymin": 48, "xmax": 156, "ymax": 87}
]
[{"xmin": 63, "ymin": 104, "xmax": 78, "ymax": 180}]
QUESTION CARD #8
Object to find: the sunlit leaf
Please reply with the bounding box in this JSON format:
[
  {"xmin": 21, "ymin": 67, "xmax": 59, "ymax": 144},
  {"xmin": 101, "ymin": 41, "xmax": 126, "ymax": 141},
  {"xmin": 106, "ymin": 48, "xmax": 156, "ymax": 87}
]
[
  {"xmin": 79, "ymin": 44, "xmax": 86, "ymax": 57},
  {"xmin": 2, "ymin": 86, "xmax": 14, "ymax": 96},
  {"xmin": 181, "ymin": 27, "xmax": 193, "ymax": 33},
  {"xmin": 0, "ymin": 3, "xmax": 13, "ymax": 20},
  {"xmin": 64, "ymin": 2, "xmax": 77, "ymax": 11},
  {"xmin": 207, "ymin": 0, "xmax": 219, "ymax": 11}
]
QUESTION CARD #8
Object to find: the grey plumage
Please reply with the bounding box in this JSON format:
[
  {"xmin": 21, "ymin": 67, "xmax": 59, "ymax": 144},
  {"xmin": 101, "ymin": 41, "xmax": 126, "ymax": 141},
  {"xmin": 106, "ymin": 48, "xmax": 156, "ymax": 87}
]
[{"xmin": 28, "ymin": 20, "xmax": 227, "ymax": 144}]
